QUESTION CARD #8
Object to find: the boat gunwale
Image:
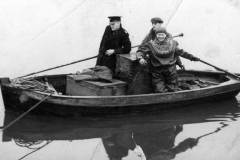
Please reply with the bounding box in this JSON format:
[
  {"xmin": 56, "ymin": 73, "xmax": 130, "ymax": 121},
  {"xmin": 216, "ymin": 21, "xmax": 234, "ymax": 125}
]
[
  {"xmin": 26, "ymin": 76, "xmax": 240, "ymax": 99},
  {"xmin": 2, "ymin": 70, "xmax": 240, "ymax": 107},
  {"xmin": 3, "ymin": 70, "xmax": 240, "ymax": 100},
  {"xmin": 42, "ymin": 84, "xmax": 234, "ymax": 99},
  {"xmin": 13, "ymin": 77, "xmax": 239, "ymax": 107}
]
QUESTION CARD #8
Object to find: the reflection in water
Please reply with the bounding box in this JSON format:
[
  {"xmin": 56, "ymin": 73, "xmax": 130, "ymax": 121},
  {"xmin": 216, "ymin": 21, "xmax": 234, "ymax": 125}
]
[
  {"xmin": 101, "ymin": 121, "xmax": 232, "ymax": 160},
  {"xmin": 1, "ymin": 98, "xmax": 240, "ymax": 160},
  {"xmin": 14, "ymin": 139, "xmax": 52, "ymax": 160},
  {"xmin": 102, "ymin": 126, "xmax": 185, "ymax": 160}
]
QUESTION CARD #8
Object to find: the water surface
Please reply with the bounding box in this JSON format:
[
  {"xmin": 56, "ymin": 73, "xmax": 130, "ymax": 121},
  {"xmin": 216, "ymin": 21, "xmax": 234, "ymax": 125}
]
[{"xmin": 1, "ymin": 95, "xmax": 240, "ymax": 160}]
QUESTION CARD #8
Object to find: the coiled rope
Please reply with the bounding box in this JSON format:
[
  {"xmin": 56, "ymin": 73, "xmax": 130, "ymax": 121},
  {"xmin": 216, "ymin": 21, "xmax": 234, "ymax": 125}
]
[
  {"xmin": 164, "ymin": 0, "xmax": 184, "ymax": 27},
  {"xmin": 17, "ymin": 140, "xmax": 52, "ymax": 160},
  {"xmin": 14, "ymin": 139, "xmax": 46, "ymax": 149},
  {"xmin": 10, "ymin": 78, "xmax": 57, "ymax": 94},
  {"xmin": 0, "ymin": 77, "xmax": 59, "ymax": 130}
]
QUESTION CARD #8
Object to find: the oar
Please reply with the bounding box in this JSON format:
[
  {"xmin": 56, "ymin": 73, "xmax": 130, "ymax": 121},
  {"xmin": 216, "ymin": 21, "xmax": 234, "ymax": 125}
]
[
  {"xmin": 0, "ymin": 93, "xmax": 52, "ymax": 131},
  {"xmin": 16, "ymin": 33, "xmax": 183, "ymax": 79},
  {"xmin": 198, "ymin": 59, "xmax": 240, "ymax": 80},
  {"xmin": 17, "ymin": 55, "xmax": 98, "ymax": 79}
]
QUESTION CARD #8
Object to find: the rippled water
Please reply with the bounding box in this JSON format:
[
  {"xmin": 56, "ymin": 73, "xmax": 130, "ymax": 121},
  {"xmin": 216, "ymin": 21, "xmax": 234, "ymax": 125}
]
[{"xmin": 1, "ymin": 94, "xmax": 240, "ymax": 160}]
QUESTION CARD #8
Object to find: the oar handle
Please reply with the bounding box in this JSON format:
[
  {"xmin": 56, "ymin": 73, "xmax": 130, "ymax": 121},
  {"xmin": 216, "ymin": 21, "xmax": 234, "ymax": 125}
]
[
  {"xmin": 131, "ymin": 33, "xmax": 184, "ymax": 49},
  {"xmin": 17, "ymin": 55, "xmax": 98, "ymax": 79},
  {"xmin": 199, "ymin": 59, "xmax": 240, "ymax": 80},
  {"xmin": 131, "ymin": 44, "xmax": 141, "ymax": 49}
]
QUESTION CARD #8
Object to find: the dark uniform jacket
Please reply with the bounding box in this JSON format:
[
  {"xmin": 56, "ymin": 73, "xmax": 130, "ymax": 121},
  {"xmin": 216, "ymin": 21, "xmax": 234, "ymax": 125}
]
[{"xmin": 96, "ymin": 25, "xmax": 131, "ymax": 73}]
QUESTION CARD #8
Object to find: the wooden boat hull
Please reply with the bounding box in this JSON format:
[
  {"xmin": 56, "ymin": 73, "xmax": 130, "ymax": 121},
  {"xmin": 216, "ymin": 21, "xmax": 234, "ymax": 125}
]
[{"xmin": 1, "ymin": 70, "xmax": 240, "ymax": 116}]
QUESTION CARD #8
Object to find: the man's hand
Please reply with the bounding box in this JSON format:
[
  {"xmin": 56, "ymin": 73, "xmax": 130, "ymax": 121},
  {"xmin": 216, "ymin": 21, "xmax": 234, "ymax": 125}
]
[
  {"xmin": 139, "ymin": 58, "xmax": 147, "ymax": 66},
  {"xmin": 105, "ymin": 49, "xmax": 115, "ymax": 56},
  {"xmin": 133, "ymin": 145, "xmax": 146, "ymax": 160}
]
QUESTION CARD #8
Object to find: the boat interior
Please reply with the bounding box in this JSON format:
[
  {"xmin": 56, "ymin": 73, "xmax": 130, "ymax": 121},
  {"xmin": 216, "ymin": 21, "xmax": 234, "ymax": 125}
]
[
  {"xmin": 29, "ymin": 70, "xmax": 229, "ymax": 96},
  {"xmin": 9, "ymin": 54, "xmax": 230, "ymax": 96}
]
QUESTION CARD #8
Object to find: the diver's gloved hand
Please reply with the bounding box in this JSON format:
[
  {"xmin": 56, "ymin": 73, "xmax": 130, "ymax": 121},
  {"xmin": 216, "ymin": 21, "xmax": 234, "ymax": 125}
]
[
  {"xmin": 181, "ymin": 138, "xmax": 199, "ymax": 148},
  {"xmin": 178, "ymin": 64, "xmax": 185, "ymax": 70},
  {"xmin": 190, "ymin": 55, "xmax": 200, "ymax": 61}
]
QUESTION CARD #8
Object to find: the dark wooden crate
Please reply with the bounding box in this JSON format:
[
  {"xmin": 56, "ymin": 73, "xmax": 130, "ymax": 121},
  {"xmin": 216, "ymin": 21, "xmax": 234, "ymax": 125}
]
[
  {"xmin": 66, "ymin": 75, "xmax": 127, "ymax": 96},
  {"xmin": 115, "ymin": 54, "xmax": 153, "ymax": 94}
]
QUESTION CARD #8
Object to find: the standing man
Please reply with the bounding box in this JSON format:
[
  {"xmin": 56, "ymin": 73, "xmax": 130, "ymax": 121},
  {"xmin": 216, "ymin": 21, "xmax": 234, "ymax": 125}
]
[
  {"xmin": 137, "ymin": 28, "xmax": 199, "ymax": 93},
  {"xmin": 141, "ymin": 17, "xmax": 166, "ymax": 45},
  {"xmin": 140, "ymin": 17, "xmax": 185, "ymax": 70},
  {"xmin": 96, "ymin": 16, "xmax": 131, "ymax": 74}
]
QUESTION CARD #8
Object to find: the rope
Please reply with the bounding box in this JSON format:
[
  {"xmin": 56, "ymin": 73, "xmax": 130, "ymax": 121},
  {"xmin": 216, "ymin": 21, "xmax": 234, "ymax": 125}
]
[
  {"xmin": 132, "ymin": 0, "xmax": 184, "ymax": 48},
  {"xmin": 26, "ymin": 0, "xmax": 88, "ymax": 43},
  {"xmin": 0, "ymin": 93, "xmax": 52, "ymax": 131},
  {"xmin": 1, "ymin": 0, "xmax": 88, "ymax": 58},
  {"xmin": 14, "ymin": 139, "xmax": 44, "ymax": 149},
  {"xmin": 10, "ymin": 78, "xmax": 57, "ymax": 94},
  {"xmin": 165, "ymin": 0, "xmax": 184, "ymax": 27},
  {"xmin": 89, "ymin": 140, "xmax": 102, "ymax": 160}
]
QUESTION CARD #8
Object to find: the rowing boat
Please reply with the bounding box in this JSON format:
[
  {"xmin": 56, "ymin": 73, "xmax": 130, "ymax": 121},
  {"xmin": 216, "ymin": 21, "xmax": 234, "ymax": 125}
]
[{"xmin": 1, "ymin": 68, "xmax": 240, "ymax": 116}]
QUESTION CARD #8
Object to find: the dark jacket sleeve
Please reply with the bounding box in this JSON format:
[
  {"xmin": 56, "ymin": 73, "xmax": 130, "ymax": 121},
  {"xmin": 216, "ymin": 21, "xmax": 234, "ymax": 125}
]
[
  {"xmin": 114, "ymin": 30, "xmax": 131, "ymax": 54},
  {"xmin": 175, "ymin": 48, "xmax": 194, "ymax": 61},
  {"xmin": 141, "ymin": 32, "xmax": 152, "ymax": 46},
  {"xmin": 137, "ymin": 29, "xmax": 154, "ymax": 54},
  {"xmin": 96, "ymin": 27, "xmax": 109, "ymax": 65}
]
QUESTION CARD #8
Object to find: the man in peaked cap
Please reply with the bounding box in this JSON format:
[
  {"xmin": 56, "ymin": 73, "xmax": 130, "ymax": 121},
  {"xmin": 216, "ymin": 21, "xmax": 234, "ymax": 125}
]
[
  {"xmin": 139, "ymin": 17, "xmax": 185, "ymax": 70},
  {"xmin": 137, "ymin": 28, "xmax": 199, "ymax": 93},
  {"xmin": 151, "ymin": 17, "xmax": 164, "ymax": 24},
  {"xmin": 141, "ymin": 17, "xmax": 164, "ymax": 44},
  {"xmin": 96, "ymin": 16, "xmax": 131, "ymax": 74},
  {"xmin": 109, "ymin": 16, "xmax": 121, "ymax": 22}
]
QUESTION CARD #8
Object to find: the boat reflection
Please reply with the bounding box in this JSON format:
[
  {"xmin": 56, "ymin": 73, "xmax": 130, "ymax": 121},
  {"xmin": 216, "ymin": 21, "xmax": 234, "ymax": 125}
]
[{"xmin": 2, "ymin": 98, "xmax": 240, "ymax": 160}]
